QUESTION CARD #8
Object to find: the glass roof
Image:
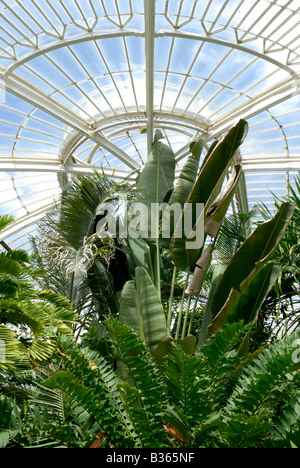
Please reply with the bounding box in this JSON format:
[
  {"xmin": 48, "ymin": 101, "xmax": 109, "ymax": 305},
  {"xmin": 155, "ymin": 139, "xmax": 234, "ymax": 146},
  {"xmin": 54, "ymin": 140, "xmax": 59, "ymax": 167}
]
[{"xmin": 1, "ymin": 0, "xmax": 300, "ymax": 251}]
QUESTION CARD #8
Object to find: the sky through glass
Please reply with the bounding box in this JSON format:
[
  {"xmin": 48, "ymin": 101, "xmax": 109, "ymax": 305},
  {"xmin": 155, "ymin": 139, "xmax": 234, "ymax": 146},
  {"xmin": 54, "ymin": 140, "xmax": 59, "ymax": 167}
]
[{"xmin": 0, "ymin": 0, "xmax": 300, "ymax": 250}]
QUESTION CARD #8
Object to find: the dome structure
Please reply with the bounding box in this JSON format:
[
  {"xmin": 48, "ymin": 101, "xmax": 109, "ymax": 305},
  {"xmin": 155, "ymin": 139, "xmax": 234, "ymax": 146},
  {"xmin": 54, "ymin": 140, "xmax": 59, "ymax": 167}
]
[{"xmin": 0, "ymin": 0, "xmax": 300, "ymax": 251}]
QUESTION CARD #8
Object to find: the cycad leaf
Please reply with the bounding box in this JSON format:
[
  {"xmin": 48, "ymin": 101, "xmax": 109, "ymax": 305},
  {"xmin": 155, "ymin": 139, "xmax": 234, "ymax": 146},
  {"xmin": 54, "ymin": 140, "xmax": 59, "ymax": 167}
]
[
  {"xmin": 0, "ymin": 324, "xmax": 30, "ymax": 373},
  {"xmin": 224, "ymin": 330, "xmax": 300, "ymax": 447},
  {"xmin": 105, "ymin": 319, "xmax": 168, "ymax": 447}
]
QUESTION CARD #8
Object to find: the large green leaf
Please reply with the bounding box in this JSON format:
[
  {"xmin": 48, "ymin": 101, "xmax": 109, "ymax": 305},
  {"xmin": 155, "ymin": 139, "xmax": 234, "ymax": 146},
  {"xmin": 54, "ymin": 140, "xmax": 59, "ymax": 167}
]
[
  {"xmin": 189, "ymin": 120, "xmax": 248, "ymax": 208},
  {"xmin": 136, "ymin": 130, "xmax": 176, "ymax": 209},
  {"xmin": 127, "ymin": 236, "xmax": 155, "ymax": 280},
  {"xmin": 211, "ymin": 202, "xmax": 295, "ymax": 319},
  {"xmin": 0, "ymin": 432, "xmax": 9, "ymax": 448},
  {"xmin": 171, "ymin": 120, "xmax": 248, "ymax": 272},
  {"xmin": 160, "ymin": 139, "xmax": 203, "ymax": 249},
  {"xmin": 119, "ymin": 267, "xmax": 167, "ymax": 353},
  {"xmin": 205, "ymin": 165, "xmax": 242, "ymax": 238},
  {"xmin": 185, "ymin": 166, "xmax": 241, "ymax": 297},
  {"xmin": 209, "ymin": 263, "xmax": 280, "ymax": 335}
]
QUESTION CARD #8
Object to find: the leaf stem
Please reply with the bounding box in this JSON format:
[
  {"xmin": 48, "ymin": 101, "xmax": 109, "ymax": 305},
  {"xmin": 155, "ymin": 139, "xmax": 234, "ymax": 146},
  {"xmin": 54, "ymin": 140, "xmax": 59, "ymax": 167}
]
[
  {"xmin": 175, "ymin": 274, "xmax": 190, "ymax": 340},
  {"xmin": 167, "ymin": 265, "xmax": 177, "ymax": 334},
  {"xmin": 156, "ymin": 237, "xmax": 161, "ymax": 302},
  {"xmin": 181, "ymin": 294, "xmax": 192, "ymax": 340}
]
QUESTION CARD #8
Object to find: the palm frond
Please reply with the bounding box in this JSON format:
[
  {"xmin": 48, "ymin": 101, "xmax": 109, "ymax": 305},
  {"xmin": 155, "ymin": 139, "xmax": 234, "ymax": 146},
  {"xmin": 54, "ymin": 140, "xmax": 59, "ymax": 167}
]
[
  {"xmin": 0, "ymin": 324, "xmax": 30, "ymax": 375},
  {"xmin": 214, "ymin": 209, "xmax": 258, "ymax": 265},
  {"xmin": 0, "ymin": 215, "xmax": 14, "ymax": 233}
]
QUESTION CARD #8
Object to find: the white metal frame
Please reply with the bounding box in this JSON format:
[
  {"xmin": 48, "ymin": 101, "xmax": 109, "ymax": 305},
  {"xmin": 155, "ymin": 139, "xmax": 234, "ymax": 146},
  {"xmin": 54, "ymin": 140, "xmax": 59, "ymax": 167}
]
[{"xmin": 1, "ymin": 0, "xmax": 300, "ymax": 248}]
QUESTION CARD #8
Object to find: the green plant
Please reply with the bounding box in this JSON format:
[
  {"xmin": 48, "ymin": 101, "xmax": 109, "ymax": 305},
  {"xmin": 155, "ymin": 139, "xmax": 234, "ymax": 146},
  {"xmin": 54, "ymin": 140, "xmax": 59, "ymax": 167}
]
[
  {"xmin": 30, "ymin": 121, "xmax": 296, "ymax": 357},
  {"xmin": 256, "ymin": 175, "xmax": 300, "ymax": 341},
  {"xmin": 0, "ymin": 216, "xmax": 76, "ymax": 375},
  {"xmin": 123, "ymin": 121, "xmax": 295, "ymax": 354},
  {"xmin": 3, "ymin": 319, "xmax": 300, "ymax": 448},
  {"xmin": 33, "ymin": 172, "xmax": 135, "ymax": 332}
]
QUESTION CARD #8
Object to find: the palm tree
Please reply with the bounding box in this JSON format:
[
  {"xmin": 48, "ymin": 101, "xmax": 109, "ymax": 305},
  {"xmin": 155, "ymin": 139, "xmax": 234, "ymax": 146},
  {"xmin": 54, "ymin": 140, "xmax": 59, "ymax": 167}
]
[
  {"xmin": 33, "ymin": 172, "xmax": 135, "ymax": 337},
  {"xmin": 0, "ymin": 215, "xmax": 76, "ymax": 376}
]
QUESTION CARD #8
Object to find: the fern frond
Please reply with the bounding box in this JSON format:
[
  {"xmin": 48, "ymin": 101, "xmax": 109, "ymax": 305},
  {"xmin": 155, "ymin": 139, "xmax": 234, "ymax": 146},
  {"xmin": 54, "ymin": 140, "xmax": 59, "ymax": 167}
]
[
  {"xmin": 224, "ymin": 330, "xmax": 300, "ymax": 447},
  {"xmin": 270, "ymin": 394, "xmax": 300, "ymax": 447},
  {"xmin": 104, "ymin": 318, "xmax": 169, "ymax": 447},
  {"xmin": 199, "ymin": 321, "xmax": 252, "ymax": 408},
  {"xmin": 164, "ymin": 344, "xmax": 208, "ymax": 432},
  {"xmin": 45, "ymin": 337, "xmax": 135, "ymax": 448}
]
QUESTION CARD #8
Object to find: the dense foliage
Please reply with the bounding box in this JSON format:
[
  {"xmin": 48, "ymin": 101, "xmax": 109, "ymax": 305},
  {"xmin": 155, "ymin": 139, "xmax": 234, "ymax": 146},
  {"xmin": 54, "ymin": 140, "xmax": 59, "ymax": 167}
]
[
  {"xmin": 1, "ymin": 320, "xmax": 300, "ymax": 448},
  {"xmin": 1, "ymin": 122, "xmax": 299, "ymax": 448}
]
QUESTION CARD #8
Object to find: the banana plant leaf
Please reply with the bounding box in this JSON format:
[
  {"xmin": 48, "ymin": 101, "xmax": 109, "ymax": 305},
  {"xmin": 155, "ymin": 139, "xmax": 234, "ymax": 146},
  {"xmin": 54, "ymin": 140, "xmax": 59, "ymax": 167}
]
[
  {"xmin": 185, "ymin": 165, "xmax": 242, "ymax": 297},
  {"xmin": 171, "ymin": 119, "xmax": 248, "ymax": 272},
  {"xmin": 186, "ymin": 244, "xmax": 215, "ymax": 296},
  {"xmin": 136, "ymin": 130, "xmax": 176, "ymax": 209},
  {"xmin": 210, "ymin": 201, "xmax": 295, "ymax": 319},
  {"xmin": 209, "ymin": 263, "xmax": 281, "ymax": 335},
  {"xmin": 119, "ymin": 266, "xmax": 167, "ymax": 353},
  {"xmin": 127, "ymin": 235, "xmax": 159, "ymax": 283},
  {"xmin": 205, "ymin": 164, "xmax": 242, "ymax": 238},
  {"xmin": 160, "ymin": 139, "xmax": 203, "ymax": 249}
]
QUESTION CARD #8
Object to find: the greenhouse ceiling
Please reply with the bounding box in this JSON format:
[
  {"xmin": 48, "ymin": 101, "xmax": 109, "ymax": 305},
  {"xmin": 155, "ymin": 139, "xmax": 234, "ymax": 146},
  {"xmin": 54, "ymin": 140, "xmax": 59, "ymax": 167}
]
[{"xmin": 0, "ymin": 0, "xmax": 300, "ymax": 251}]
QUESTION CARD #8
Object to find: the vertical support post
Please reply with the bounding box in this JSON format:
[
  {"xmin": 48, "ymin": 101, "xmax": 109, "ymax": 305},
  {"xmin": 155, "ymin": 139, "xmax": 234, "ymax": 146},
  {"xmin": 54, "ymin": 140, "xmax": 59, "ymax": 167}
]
[{"xmin": 144, "ymin": 0, "xmax": 156, "ymax": 154}]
